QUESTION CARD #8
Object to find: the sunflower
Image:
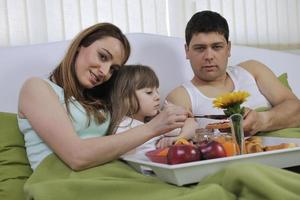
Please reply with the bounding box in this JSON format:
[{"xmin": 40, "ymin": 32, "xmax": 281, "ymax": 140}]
[{"xmin": 213, "ymin": 91, "xmax": 250, "ymax": 117}]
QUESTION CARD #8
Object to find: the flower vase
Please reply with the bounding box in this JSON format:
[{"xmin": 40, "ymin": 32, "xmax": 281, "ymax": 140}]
[{"xmin": 229, "ymin": 113, "xmax": 245, "ymax": 155}]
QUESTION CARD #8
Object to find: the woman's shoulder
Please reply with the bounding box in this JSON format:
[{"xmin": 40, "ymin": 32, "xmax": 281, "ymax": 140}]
[
  {"xmin": 18, "ymin": 77, "xmax": 62, "ymax": 117},
  {"xmin": 22, "ymin": 77, "xmax": 62, "ymax": 92},
  {"xmin": 20, "ymin": 77, "xmax": 61, "ymax": 101},
  {"xmin": 22, "ymin": 77, "xmax": 49, "ymax": 88},
  {"xmin": 20, "ymin": 77, "xmax": 46, "ymax": 93}
]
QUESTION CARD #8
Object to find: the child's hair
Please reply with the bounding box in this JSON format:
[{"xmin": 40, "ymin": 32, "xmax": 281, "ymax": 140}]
[
  {"xmin": 108, "ymin": 64, "xmax": 160, "ymax": 134},
  {"xmin": 185, "ymin": 10, "xmax": 229, "ymax": 46}
]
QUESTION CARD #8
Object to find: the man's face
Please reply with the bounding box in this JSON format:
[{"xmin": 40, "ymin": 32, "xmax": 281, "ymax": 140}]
[{"xmin": 185, "ymin": 32, "xmax": 231, "ymax": 82}]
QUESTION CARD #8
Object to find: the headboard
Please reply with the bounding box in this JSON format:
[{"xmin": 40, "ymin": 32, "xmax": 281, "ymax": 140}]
[{"xmin": 1, "ymin": 33, "xmax": 300, "ymax": 113}]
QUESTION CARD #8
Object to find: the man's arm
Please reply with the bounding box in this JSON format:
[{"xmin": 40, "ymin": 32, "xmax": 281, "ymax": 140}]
[
  {"xmin": 166, "ymin": 87, "xmax": 198, "ymax": 140},
  {"xmin": 156, "ymin": 86, "xmax": 198, "ymax": 148},
  {"xmin": 166, "ymin": 86, "xmax": 191, "ymax": 110},
  {"xmin": 240, "ymin": 60, "xmax": 300, "ymax": 135}
]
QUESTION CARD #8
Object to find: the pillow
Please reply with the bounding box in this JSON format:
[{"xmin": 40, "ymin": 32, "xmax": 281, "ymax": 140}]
[
  {"xmin": 254, "ymin": 73, "xmax": 291, "ymax": 113},
  {"xmin": 0, "ymin": 112, "xmax": 32, "ymax": 200},
  {"xmin": 278, "ymin": 72, "xmax": 292, "ymax": 90}
]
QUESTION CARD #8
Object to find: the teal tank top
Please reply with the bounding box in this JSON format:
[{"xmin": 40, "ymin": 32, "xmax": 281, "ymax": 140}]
[{"xmin": 18, "ymin": 79, "xmax": 110, "ymax": 170}]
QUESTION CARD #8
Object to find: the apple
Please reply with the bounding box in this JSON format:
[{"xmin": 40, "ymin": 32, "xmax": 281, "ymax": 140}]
[
  {"xmin": 167, "ymin": 144, "xmax": 201, "ymax": 165},
  {"xmin": 198, "ymin": 140, "xmax": 227, "ymax": 160},
  {"xmin": 146, "ymin": 148, "xmax": 169, "ymax": 164}
]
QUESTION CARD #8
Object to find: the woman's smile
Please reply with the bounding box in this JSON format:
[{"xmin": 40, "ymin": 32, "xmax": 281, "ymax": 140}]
[
  {"xmin": 89, "ymin": 70, "xmax": 102, "ymax": 86},
  {"xmin": 75, "ymin": 37, "xmax": 125, "ymax": 89}
]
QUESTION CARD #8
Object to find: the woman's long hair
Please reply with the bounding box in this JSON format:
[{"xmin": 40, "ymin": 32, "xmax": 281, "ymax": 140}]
[
  {"xmin": 108, "ymin": 65, "xmax": 159, "ymax": 134},
  {"xmin": 50, "ymin": 23, "xmax": 131, "ymax": 125}
]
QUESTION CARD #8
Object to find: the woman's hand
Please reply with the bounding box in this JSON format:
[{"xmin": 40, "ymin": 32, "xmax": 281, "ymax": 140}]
[{"xmin": 146, "ymin": 102, "xmax": 190, "ymax": 137}]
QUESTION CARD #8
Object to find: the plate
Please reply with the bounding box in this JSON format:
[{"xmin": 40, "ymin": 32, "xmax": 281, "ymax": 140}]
[{"xmin": 121, "ymin": 137, "xmax": 300, "ymax": 186}]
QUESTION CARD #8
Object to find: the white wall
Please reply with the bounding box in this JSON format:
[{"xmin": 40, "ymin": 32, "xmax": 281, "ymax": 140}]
[{"xmin": 0, "ymin": 0, "xmax": 300, "ymax": 51}]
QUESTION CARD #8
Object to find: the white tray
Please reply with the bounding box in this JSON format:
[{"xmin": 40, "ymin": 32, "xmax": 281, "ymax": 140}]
[{"xmin": 121, "ymin": 137, "xmax": 300, "ymax": 186}]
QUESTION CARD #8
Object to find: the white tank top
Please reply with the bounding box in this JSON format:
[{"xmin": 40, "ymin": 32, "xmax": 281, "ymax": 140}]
[{"xmin": 182, "ymin": 66, "xmax": 271, "ymax": 128}]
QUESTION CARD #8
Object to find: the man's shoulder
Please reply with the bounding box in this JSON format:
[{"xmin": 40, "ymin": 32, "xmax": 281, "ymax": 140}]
[
  {"xmin": 167, "ymin": 85, "xmax": 188, "ymax": 98},
  {"xmin": 166, "ymin": 84, "xmax": 191, "ymax": 109},
  {"xmin": 238, "ymin": 60, "xmax": 267, "ymax": 71}
]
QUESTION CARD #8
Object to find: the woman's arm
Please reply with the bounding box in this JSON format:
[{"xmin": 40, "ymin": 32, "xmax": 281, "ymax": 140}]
[{"xmin": 19, "ymin": 78, "xmax": 189, "ymax": 171}]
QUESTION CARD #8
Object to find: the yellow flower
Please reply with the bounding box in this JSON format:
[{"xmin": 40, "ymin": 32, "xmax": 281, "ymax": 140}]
[
  {"xmin": 213, "ymin": 91, "xmax": 250, "ymax": 109},
  {"xmin": 213, "ymin": 91, "xmax": 250, "ymax": 116}
]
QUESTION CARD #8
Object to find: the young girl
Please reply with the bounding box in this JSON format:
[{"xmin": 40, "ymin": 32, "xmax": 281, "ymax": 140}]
[{"xmin": 109, "ymin": 64, "xmax": 180, "ymax": 154}]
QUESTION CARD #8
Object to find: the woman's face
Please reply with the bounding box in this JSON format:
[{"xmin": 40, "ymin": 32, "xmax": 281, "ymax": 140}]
[{"xmin": 75, "ymin": 36, "xmax": 125, "ymax": 89}]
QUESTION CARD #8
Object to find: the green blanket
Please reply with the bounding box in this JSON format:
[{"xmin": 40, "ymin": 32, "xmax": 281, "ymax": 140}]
[
  {"xmin": 258, "ymin": 128, "xmax": 300, "ymax": 138},
  {"xmin": 25, "ymin": 126, "xmax": 300, "ymax": 200},
  {"xmin": 25, "ymin": 155, "xmax": 300, "ymax": 200},
  {"xmin": 1, "ymin": 112, "xmax": 300, "ymax": 200}
]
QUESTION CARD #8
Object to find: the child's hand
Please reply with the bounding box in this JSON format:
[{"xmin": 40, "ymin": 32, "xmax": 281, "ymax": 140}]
[{"xmin": 156, "ymin": 136, "xmax": 178, "ymax": 149}]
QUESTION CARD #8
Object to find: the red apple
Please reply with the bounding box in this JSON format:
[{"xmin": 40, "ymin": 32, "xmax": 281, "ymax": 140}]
[
  {"xmin": 146, "ymin": 148, "xmax": 169, "ymax": 164},
  {"xmin": 198, "ymin": 140, "xmax": 227, "ymax": 160},
  {"xmin": 167, "ymin": 144, "xmax": 201, "ymax": 165}
]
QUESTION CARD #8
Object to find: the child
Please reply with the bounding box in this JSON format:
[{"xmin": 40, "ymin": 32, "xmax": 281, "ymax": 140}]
[{"xmin": 109, "ymin": 64, "xmax": 180, "ymax": 154}]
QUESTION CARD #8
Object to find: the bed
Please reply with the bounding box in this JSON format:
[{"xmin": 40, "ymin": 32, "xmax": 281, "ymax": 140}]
[{"xmin": 1, "ymin": 33, "xmax": 300, "ymax": 200}]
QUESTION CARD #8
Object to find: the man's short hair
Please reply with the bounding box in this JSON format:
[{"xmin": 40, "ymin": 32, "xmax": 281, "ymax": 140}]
[{"xmin": 185, "ymin": 10, "xmax": 229, "ymax": 46}]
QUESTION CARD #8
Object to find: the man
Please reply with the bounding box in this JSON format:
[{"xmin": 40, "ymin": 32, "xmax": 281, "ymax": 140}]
[{"xmin": 156, "ymin": 10, "xmax": 300, "ymax": 147}]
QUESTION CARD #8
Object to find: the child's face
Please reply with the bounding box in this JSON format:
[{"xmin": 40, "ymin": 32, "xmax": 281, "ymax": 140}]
[{"xmin": 134, "ymin": 87, "xmax": 160, "ymax": 121}]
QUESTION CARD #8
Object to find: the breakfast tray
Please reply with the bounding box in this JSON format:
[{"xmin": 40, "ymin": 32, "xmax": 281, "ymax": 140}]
[{"xmin": 121, "ymin": 137, "xmax": 300, "ymax": 186}]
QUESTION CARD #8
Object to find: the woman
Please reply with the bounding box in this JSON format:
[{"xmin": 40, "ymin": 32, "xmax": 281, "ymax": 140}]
[{"xmin": 17, "ymin": 23, "xmax": 189, "ymax": 171}]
